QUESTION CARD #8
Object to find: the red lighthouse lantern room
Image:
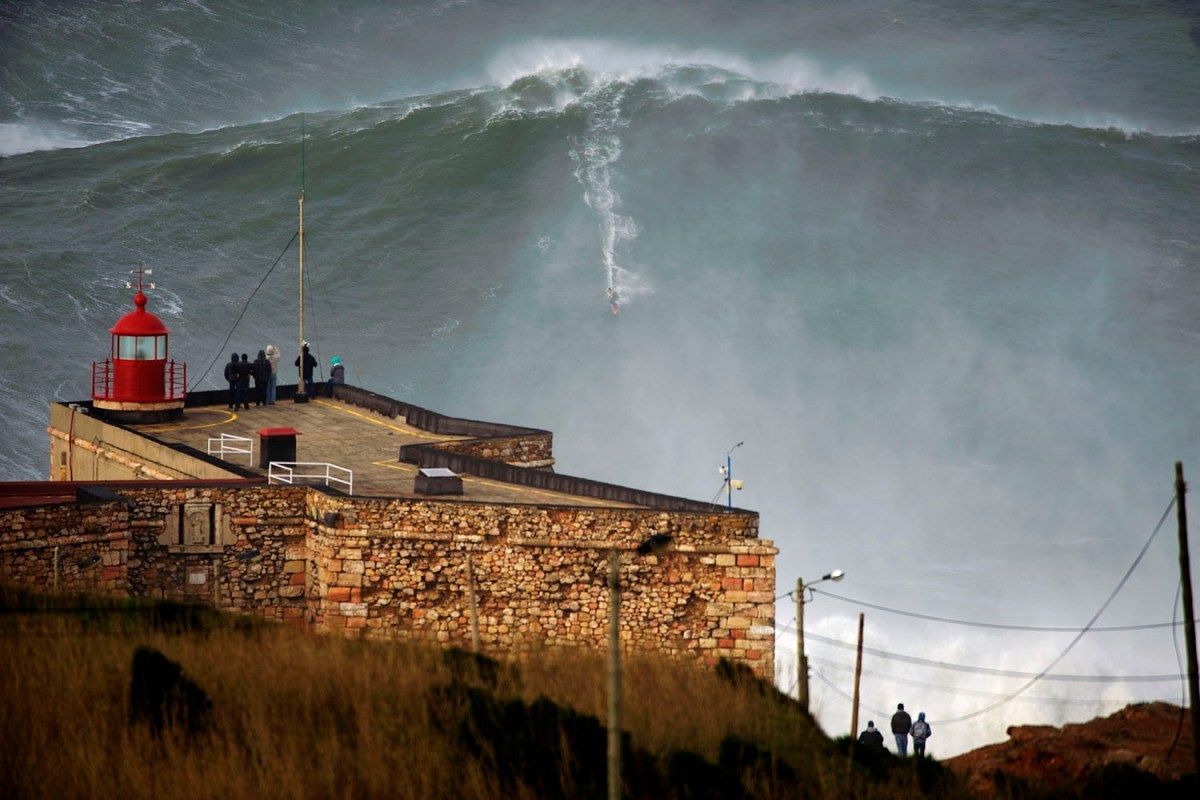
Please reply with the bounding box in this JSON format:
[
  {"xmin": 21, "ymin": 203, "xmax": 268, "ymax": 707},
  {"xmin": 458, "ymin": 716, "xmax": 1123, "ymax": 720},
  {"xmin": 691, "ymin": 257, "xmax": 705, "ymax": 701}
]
[{"xmin": 91, "ymin": 268, "xmax": 186, "ymax": 423}]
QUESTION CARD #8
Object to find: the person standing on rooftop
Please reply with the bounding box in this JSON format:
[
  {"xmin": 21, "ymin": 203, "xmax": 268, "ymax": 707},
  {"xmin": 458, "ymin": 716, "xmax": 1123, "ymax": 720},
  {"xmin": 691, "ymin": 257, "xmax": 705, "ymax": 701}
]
[
  {"xmin": 296, "ymin": 342, "xmax": 317, "ymax": 398},
  {"xmin": 223, "ymin": 352, "xmax": 240, "ymax": 409},
  {"xmin": 264, "ymin": 344, "xmax": 280, "ymax": 405}
]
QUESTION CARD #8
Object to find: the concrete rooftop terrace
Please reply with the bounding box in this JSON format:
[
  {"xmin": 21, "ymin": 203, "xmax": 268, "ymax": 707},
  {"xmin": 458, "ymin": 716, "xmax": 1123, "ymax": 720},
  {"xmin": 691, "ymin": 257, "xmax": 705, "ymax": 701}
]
[{"xmin": 132, "ymin": 392, "xmax": 636, "ymax": 507}]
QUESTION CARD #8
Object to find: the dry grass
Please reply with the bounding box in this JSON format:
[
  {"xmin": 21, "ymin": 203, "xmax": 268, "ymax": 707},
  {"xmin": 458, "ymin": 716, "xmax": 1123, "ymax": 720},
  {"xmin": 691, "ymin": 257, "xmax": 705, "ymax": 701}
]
[{"xmin": 0, "ymin": 588, "xmax": 960, "ymax": 799}]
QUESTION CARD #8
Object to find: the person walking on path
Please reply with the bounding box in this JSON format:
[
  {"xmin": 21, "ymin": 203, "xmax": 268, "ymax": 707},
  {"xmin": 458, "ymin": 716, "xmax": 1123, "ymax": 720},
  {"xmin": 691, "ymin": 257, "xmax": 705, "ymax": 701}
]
[
  {"xmin": 264, "ymin": 344, "xmax": 280, "ymax": 404},
  {"xmin": 236, "ymin": 353, "xmax": 252, "ymax": 410},
  {"xmin": 910, "ymin": 712, "xmax": 932, "ymax": 757},
  {"xmin": 857, "ymin": 721, "xmax": 885, "ymax": 749},
  {"xmin": 891, "ymin": 703, "xmax": 913, "ymax": 756},
  {"xmin": 252, "ymin": 350, "xmax": 270, "ymax": 407},
  {"xmin": 295, "ymin": 342, "xmax": 317, "ymax": 397},
  {"xmin": 324, "ymin": 355, "xmax": 345, "ymax": 397},
  {"xmin": 223, "ymin": 353, "xmax": 240, "ymax": 409}
]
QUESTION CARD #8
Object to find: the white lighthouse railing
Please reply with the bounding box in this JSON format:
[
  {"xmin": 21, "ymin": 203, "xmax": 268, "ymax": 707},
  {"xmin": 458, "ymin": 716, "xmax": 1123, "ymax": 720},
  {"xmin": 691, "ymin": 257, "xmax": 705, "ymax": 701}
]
[
  {"xmin": 268, "ymin": 461, "xmax": 353, "ymax": 495},
  {"xmin": 207, "ymin": 433, "xmax": 255, "ymax": 465}
]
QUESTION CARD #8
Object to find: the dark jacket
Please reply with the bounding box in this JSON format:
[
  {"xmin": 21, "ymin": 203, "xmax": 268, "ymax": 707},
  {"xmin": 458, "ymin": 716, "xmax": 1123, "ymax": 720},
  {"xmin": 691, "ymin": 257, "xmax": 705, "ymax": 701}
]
[
  {"xmin": 236, "ymin": 356, "xmax": 252, "ymax": 387},
  {"xmin": 891, "ymin": 710, "xmax": 912, "ymax": 735},
  {"xmin": 252, "ymin": 352, "xmax": 269, "ymax": 385},
  {"xmin": 330, "ymin": 364, "xmax": 345, "ymax": 384},
  {"xmin": 858, "ymin": 727, "xmax": 885, "ymax": 747},
  {"xmin": 223, "ymin": 354, "xmax": 239, "ymax": 384},
  {"xmin": 295, "ymin": 349, "xmax": 317, "ymax": 381}
]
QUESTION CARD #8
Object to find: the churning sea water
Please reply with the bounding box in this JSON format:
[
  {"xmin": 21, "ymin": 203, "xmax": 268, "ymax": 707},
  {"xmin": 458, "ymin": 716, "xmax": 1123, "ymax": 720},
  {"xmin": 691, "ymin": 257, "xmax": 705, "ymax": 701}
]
[{"xmin": 2, "ymin": 0, "xmax": 1199, "ymax": 753}]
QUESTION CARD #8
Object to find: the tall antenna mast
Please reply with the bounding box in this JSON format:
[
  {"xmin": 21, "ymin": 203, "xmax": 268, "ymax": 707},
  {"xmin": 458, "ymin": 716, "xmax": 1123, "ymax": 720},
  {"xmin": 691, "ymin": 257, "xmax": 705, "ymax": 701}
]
[{"xmin": 296, "ymin": 114, "xmax": 308, "ymax": 401}]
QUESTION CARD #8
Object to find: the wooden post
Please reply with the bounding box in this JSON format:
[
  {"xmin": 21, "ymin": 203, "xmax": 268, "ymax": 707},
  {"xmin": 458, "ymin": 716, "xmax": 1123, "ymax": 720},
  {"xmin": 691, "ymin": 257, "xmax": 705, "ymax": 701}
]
[
  {"xmin": 52, "ymin": 546, "xmax": 59, "ymax": 591},
  {"xmin": 466, "ymin": 554, "xmax": 480, "ymax": 653},
  {"xmin": 796, "ymin": 577, "xmax": 808, "ymax": 712},
  {"xmin": 1175, "ymin": 462, "xmax": 1200, "ymax": 776},
  {"xmin": 608, "ymin": 551, "xmax": 622, "ymax": 800},
  {"xmin": 850, "ymin": 613, "xmax": 864, "ymax": 740}
]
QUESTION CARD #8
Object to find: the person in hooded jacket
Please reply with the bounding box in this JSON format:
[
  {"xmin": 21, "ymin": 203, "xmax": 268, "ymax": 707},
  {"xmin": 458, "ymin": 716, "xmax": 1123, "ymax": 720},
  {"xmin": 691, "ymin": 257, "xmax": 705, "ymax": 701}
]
[
  {"xmin": 223, "ymin": 353, "xmax": 241, "ymax": 409},
  {"xmin": 857, "ymin": 721, "xmax": 885, "ymax": 749},
  {"xmin": 236, "ymin": 353, "xmax": 252, "ymax": 410},
  {"xmin": 910, "ymin": 712, "xmax": 932, "ymax": 756},
  {"xmin": 264, "ymin": 344, "xmax": 280, "ymax": 404},
  {"xmin": 295, "ymin": 342, "xmax": 317, "ymax": 397},
  {"xmin": 324, "ymin": 355, "xmax": 345, "ymax": 397},
  {"xmin": 252, "ymin": 350, "xmax": 270, "ymax": 406}
]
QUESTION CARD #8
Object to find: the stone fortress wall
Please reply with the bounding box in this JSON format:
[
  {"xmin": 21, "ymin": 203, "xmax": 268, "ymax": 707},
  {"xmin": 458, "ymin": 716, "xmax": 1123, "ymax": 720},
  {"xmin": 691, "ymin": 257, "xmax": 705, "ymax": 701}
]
[{"xmin": 1, "ymin": 388, "xmax": 778, "ymax": 678}]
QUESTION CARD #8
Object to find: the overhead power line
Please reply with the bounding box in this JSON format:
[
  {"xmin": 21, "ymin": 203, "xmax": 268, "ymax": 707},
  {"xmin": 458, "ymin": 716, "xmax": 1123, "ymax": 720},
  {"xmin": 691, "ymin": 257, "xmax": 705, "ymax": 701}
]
[
  {"xmin": 929, "ymin": 496, "xmax": 1178, "ymax": 723},
  {"xmin": 788, "ymin": 626, "xmax": 1184, "ymax": 683},
  {"xmin": 813, "ymin": 668, "xmax": 890, "ymax": 719},
  {"xmin": 808, "ymin": 587, "xmax": 1193, "ymax": 633},
  {"xmin": 809, "ymin": 656, "xmax": 1126, "ymax": 706}
]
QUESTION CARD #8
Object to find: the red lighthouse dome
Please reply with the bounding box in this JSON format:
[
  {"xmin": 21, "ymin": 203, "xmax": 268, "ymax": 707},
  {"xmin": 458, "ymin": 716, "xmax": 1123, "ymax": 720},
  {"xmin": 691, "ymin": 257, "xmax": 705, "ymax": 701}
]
[{"xmin": 92, "ymin": 273, "xmax": 186, "ymax": 423}]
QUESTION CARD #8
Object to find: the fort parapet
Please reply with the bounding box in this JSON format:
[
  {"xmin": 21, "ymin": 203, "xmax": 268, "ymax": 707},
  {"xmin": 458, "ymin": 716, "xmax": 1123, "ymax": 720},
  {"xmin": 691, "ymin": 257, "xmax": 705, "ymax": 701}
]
[{"xmin": 1, "ymin": 385, "xmax": 776, "ymax": 677}]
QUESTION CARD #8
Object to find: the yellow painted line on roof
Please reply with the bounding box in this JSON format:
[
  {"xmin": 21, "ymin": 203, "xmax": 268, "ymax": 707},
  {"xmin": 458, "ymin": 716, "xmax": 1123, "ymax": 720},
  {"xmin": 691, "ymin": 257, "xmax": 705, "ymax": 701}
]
[
  {"xmin": 140, "ymin": 408, "xmax": 237, "ymax": 432},
  {"xmin": 314, "ymin": 398, "xmax": 446, "ymax": 440},
  {"xmin": 372, "ymin": 459, "xmax": 419, "ymax": 472}
]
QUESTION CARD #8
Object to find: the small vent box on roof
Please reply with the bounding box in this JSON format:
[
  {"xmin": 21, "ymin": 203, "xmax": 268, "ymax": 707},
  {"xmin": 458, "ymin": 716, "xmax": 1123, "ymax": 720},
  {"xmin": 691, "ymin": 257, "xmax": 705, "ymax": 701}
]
[{"xmin": 414, "ymin": 467, "xmax": 463, "ymax": 496}]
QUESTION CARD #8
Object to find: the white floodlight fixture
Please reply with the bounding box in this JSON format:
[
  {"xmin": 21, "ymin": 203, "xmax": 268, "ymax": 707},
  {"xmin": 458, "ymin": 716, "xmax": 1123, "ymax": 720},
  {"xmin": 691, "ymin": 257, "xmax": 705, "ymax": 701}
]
[{"xmin": 824, "ymin": 569, "xmax": 845, "ymax": 582}]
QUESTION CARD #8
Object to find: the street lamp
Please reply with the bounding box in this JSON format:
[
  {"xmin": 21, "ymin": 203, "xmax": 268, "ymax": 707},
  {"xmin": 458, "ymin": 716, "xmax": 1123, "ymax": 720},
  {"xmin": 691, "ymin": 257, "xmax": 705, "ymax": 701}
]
[
  {"xmin": 795, "ymin": 569, "xmax": 844, "ymax": 713},
  {"xmin": 609, "ymin": 533, "xmax": 673, "ymax": 800}
]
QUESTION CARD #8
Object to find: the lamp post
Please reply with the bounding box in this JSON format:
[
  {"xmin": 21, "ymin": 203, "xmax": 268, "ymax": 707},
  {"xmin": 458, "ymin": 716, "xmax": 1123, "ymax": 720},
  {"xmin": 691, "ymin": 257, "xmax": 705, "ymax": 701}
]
[
  {"xmin": 609, "ymin": 533, "xmax": 673, "ymax": 800},
  {"xmin": 795, "ymin": 569, "xmax": 844, "ymax": 713}
]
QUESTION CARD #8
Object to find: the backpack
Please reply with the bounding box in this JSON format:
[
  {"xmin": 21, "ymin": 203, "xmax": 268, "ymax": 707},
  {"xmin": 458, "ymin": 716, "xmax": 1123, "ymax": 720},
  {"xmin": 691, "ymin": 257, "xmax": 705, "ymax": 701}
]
[{"xmin": 912, "ymin": 721, "xmax": 931, "ymax": 740}]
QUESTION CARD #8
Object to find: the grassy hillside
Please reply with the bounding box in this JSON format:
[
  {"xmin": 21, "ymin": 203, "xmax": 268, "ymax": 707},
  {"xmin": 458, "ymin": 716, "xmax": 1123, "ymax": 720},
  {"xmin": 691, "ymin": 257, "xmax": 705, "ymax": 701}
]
[{"xmin": 0, "ymin": 585, "xmax": 960, "ymax": 799}]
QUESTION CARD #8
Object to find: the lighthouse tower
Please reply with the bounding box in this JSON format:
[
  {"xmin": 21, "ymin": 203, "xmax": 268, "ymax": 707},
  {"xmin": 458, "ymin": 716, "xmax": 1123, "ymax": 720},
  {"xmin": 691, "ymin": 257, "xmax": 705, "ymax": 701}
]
[{"xmin": 91, "ymin": 267, "xmax": 186, "ymax": 423}]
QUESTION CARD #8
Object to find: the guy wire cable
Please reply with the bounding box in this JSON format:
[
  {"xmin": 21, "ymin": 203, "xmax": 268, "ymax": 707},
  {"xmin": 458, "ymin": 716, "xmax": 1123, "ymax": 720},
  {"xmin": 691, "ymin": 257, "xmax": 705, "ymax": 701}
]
[
  {"xmin": 1166, "ymin": 579, "xmax": 1186, "ymax": 760},
  {"xmin": 189, "ymin": 231, "xmax": 298, "ymax": 391}
]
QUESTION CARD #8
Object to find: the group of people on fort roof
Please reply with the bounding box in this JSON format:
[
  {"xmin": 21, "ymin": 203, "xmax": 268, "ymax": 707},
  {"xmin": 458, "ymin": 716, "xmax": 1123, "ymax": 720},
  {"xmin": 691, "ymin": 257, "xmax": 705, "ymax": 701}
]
[
  {"xmin": 223, "ymin": 341, "xmax": 344, "ymax": 409},
  {"xmin": 858, "ymin": 703, "xmax": 932, "ymax": 757}
]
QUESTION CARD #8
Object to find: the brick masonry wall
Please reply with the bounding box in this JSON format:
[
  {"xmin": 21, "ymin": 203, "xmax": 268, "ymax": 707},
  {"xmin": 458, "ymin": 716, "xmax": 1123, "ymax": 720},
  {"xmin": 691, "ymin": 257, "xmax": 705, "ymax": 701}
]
[
  {"xmin": 118, "ymin": 485, "xmax": 310, "ymax": 624},
  {"xmin": 307, "ymin": 495, "xmax": 776, "ymax": 677},
  {"xmin": 0, "ymin": 486, "xmax": 776, "ymax": 678},
  {"xmin": 0, "ymin": 500, "xmax": 131, "ymax": 592}
]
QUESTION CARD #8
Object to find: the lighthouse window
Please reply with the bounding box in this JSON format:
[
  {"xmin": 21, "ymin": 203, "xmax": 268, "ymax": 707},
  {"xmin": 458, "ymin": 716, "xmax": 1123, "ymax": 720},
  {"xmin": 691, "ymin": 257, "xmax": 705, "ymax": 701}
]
[{"xmin": 114, "ymin": 335, "xmax": 165, "ymax": 360}]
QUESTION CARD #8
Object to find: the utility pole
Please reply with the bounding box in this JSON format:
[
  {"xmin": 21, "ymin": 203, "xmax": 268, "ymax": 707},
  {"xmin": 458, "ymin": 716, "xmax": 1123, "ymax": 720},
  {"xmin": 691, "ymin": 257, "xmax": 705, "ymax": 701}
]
[
  {"xmin": 608, "ymin": 551, "xmax": 622, "ymax": 800},
  {"xmin": 466, "ymin": 554, "xmax": 480, "ymax": 653},
  {"xmin": 796, "ymin": 577, "xmax": 808, "ymax": 712},
  {"xmin": 1175, "ymin": 462, "xmax": 1200, "ymax": 776},
  {"xmin": 850, "ymin": 613, "xmax": 864, "ymax": 739}
]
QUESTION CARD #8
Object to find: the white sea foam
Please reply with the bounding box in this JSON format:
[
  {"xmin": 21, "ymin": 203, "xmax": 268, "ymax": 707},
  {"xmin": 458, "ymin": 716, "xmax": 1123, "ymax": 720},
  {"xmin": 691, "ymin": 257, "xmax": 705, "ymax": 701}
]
[
  {"xmin": 485, "ymin": 38, "xmax": 1200, "ymax": 139},
  {"xmin": 0, "ymin": 123, "xmax": 93, "ymax": 157},
  {"xmin": 486, "ymin": 39, "xmax": 878, "ymax": 101},
  {"xmin": 566, "ymin": 82, "xmax": 653, "ymax": 306}
]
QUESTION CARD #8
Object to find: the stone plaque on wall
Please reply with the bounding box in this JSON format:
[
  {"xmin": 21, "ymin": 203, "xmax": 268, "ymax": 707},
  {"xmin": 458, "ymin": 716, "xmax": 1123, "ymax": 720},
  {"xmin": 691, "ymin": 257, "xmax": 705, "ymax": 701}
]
[{"xmin": 183, "ymin": 503, "xmax": 213, "ymax": 546}]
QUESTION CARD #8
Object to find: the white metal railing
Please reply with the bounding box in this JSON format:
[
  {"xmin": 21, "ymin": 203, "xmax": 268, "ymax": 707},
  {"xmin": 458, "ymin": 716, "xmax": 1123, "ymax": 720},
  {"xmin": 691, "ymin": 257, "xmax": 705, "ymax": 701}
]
[
  {"xmin": 268, "ymin": 461, "xmax": 353, "ymax": 495},
  {"xmin": 207, "ymin": 433, "xmax": 255, "ymax": 465}
]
